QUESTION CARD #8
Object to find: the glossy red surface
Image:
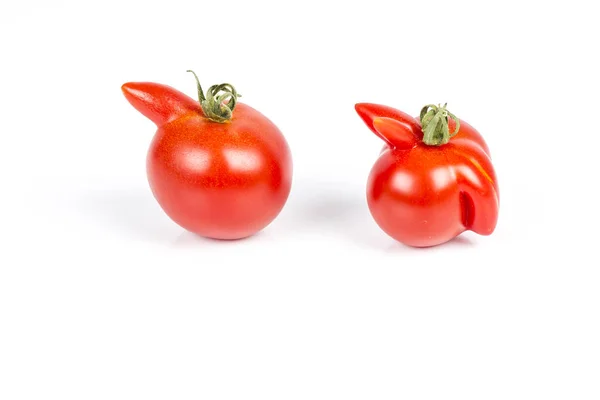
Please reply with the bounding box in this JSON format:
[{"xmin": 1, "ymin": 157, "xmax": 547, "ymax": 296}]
[
  {"xmin": 356, "ymin": 103, "xmax": 499, "ymax": 247},
  {"xmin": 122, "ymin": 82, "xmax": 292, "ymax": 240}
]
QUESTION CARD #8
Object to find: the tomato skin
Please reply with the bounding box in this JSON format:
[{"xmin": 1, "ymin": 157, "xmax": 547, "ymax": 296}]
[
  {"xmin": 123, "ymin": 82, "xmax": 292, "ymax": 240},
  {"xmin": 356, "ymin": 103, "xmax": 499, "ymax": 247}
]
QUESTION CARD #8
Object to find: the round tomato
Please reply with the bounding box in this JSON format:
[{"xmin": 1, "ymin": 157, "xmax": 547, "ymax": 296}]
[
  {"xmin": 355, "ymin": 102, "xmax": 499, "ymax": 247},
  {"xmin": 122, "ymin": 72, "xmax": 292, "ymax": 240}
]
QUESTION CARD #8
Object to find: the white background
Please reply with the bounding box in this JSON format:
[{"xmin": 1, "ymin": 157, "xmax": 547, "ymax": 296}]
[{"xmin": 1, "ymin": 0, "xmax": 599, "ymax": 398}]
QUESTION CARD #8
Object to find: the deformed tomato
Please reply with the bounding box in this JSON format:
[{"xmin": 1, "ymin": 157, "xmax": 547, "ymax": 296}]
[
  {"xmin": 122, "ymin": 71, "xmax": 292, "ymax": 240},
  {"xmin": 355, "ymin": 102, "xmax": 499, "ymax": 247}
]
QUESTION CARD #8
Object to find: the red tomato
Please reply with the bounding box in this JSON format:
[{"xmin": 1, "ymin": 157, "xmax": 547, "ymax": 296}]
[
  {"xmin": 122, "ymin": 72, "xmax": 292, "ymax": 240},
  {"xmin": 355, "ymin": 103, "xmax": 499, "ymax": 247}
]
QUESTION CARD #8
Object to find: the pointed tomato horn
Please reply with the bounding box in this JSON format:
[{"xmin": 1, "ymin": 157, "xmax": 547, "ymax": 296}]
[
  {"xmin": 355, "ymin": 103, "xmax": 422, "ymax": 141},
  {"xmin": 121, "ymin": 82, "xmax": 201, "ymax": 126},
  {"xmin": 372, "ymin": 117, "xmax": 418, "ymax": 149}
]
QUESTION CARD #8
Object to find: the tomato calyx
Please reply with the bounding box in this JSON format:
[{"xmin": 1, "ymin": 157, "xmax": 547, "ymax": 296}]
[
  {"xmin": 187, "ymin": 70, "xmax": 241, "ymax": 123},
  {"xmin": 419, "ymin": 103, "xmax": 460, "ymax": 146}
]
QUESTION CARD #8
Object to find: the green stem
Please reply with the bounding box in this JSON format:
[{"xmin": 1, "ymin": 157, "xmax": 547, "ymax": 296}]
[
  {"xmin": 419, "ymin": 103, "xmax": 460, "ymax": 146},
  {"xmin": 186, "ymin": 70, "xmax": 241, "ymax": 123}
]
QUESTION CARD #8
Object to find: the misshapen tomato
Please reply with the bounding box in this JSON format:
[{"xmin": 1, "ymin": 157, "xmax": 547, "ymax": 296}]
[
  {"xmin": 122, "ymin": 72, "xmax": 292, "ymax": 240},
  {"xmin": 355, "ymin": 103, "xmax": 499, "ymax": 247}
]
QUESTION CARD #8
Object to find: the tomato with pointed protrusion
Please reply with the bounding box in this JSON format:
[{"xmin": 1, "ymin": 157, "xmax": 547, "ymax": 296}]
[
  {"xmin": 355, "ymin": 102, "xmax": 499, "ymax": 247},
  {"xmin": 122, "ymin": 71, "xmax": 292, "ymax": 240}
]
